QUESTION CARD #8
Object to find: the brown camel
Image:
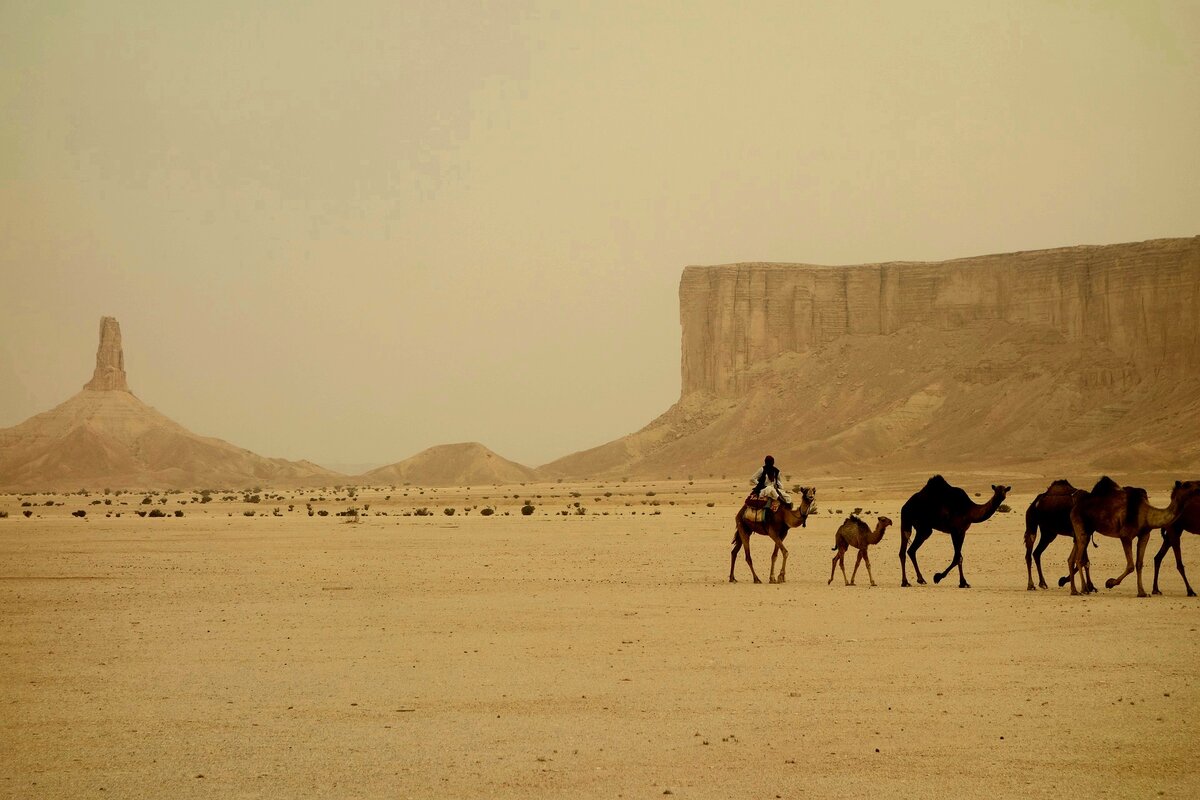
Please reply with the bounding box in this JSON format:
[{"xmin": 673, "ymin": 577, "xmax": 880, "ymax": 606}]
[
  {"xmin": 1063, "ymin": 478, "xmax": 1200, "ymax": 597},
  {"xmin": 1025, "ymin": 479, "xmax": 1095, "ymax": 592},
  {"xmin": 1152, "ymin": 490, "xmax": 1200, "ymax": 596},
  {"xmin": 829, "ymin": 515, "xmax": 892, "ymax": 587},
  {"xmin": 729, "ymin": 487, "xmax": 817, "ymax": 584},
  {"xmin": 899, "ymin": 476, "xmax": 1010, "ymax": 588}
]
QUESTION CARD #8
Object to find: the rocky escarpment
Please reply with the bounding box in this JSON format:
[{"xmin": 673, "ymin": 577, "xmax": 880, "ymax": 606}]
[
  {"xmin": 680, "ymin": 238, "xmax": 1200, "ymax": 397},
  {"xmin": 360, "ymin": 442, "xmax": 537, "ymax": 487},
  {"xmin": 543, "ymin": 237, "xmax": 1200, "ymax": 479}
]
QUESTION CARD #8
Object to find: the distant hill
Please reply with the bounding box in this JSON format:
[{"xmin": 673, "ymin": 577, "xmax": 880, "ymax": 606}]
[
  {"xmin": 360, "ymin": 442, "xmax": 537, "ymax": 486},
  {"xmin": 541, "ymin": 237, "xmax": 1200, "ymax": 480},
  {"xmin": 0, "ymin": 317, "xmax": 342, "ymax": 491}
]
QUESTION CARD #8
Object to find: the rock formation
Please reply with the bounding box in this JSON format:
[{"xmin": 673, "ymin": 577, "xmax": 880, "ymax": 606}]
[
  {"xmin": 82, "ymin": 316, "xmax": 130, "ymax": 392},
  {"xmin": 543, "ymin": 237, "xmax": 1200, "ymax": 479},
  {"xmin": 0, "ymin": 318, "xmax": 341, "ymax": 490},
  {"xmin": 361, "ymin": 442, "xmax": 536, "ymax": 487}
]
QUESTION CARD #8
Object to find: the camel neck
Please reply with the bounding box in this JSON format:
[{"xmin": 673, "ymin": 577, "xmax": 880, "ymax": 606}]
[{"xmin": 968, "ymin": 492, "xmax": 1004, "ymax": 523}]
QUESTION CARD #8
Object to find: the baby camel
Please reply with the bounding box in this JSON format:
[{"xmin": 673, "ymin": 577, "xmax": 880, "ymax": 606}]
[{"xmin": 829, "ymin": 515, "xmax": 892, "ymax": 587}]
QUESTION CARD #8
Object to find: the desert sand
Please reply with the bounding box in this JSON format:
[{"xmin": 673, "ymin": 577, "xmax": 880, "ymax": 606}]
[{"xmin": 3, "ymin": 478, "xmax": 1197, "ymax": 799}]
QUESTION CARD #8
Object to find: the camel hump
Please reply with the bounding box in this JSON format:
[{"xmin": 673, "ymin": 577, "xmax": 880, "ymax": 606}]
[
  {"xmin": 1047, "ymin": 479, "xmax": 1075, "ymax": 493},
  {"xmin": 1125, "ymin": 486, "xmax": 1148, "ymax": 520},
  {"xmin": 926, "ymin": 474, "xmax": 951, "ymax": 489},
  {"xmin": 1091, "ymin": 476, "xmax": 1120, "ymax": 495}
]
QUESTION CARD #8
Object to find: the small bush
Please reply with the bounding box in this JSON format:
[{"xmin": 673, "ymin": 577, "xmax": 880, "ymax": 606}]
[
  {"xmin": 141, "ymin": 496, "xmax": 152, "ymax": 505},
  {"xmin": 998, "ymin": 504, "xmax": 1012, "ymax": 513},
  {"xmin": 443, "ymin": 507, "xmax": 455, "ymax": 516},
  {"xmin": 243, "ymin": 510, "xmax": 255, "ymax": 517},
  {"xmin": 317, "ymin": 510, "xmax": 329, "ymax": 516},
  {"xmin": 480, "ymin": 507, "xmax": 495, "ymax": 516},
  {"xmin": 521, "ymin": 501, "xmax": 535, "ymax": 516},
  {"xmin": 0, "ymin": 511, "xmax": 7, "ymax": 518},
  {"xmin": 23, "ymin": 510, "xmax": 33, "ymax": 518},
  {"xmin": 72, "ymin": 510, "xmax": 86, "ymax": 518},
  {"xmin": 148, "ymin": 509, "xmax": 166, "ymax": 518},
  {"xmin": 174, "ymin": 510, "xmax": 184, "ymax": 517}
]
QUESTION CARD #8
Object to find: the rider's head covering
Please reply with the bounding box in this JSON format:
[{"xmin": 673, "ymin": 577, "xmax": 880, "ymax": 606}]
[{"xmin": 764, "ymin": 455, "xmax": 774, "ymax": 466}]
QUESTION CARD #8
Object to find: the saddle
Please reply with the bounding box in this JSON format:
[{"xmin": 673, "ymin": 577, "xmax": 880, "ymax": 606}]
[{"xmin": 744, "ymin": 494, "xmax": 781, "ymax": 519}]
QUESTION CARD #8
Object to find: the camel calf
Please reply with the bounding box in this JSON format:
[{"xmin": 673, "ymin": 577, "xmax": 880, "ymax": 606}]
[{"xmin": 829, "ymin": 515, "xmax": 892, "ymax": 587}]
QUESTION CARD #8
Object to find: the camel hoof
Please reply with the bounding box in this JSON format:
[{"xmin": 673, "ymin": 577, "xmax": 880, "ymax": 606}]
[
  {"xmin": 959, "ymin": 581, "xmax": 970, "ymax": 589},
  {"xmin": 1027, "ymin": 585, "xmax": 1036, "ymax": 591},
  {"xmin": 1189, "ymin": 590, "xmax": 1197, "ymax": 598},
  {"xmin": 827, "ymin": 578, "xmax": 833, "ymax": 585},
  {"xmin": 901, "ymin": 580, "xmax": 910, "ymax": 588},
  {"xmin": 1105, "ymin": 578, "xmax": 1118, "ymax": 590},
  {"xmin": 769, "ymin": 577, "xmax": 777, "ymax": 584},
  {"xmin": 1137, "ymin": 591, "xmax": 1148, "ymax": 598},
  {"xmin": 753, "ymin": 578, "xmax": 762, "ymax": 584},
  {"xmin": 1039, "ymin": 583, "xmax": 1048, "ymax": 590},
  {"xmin": 916, "ymin": 577, "xmax": 927, "ymax": 585},
  {"xmin": 933, "ymin": 573, "xmax": 944, "ymax": 585},
  {"xmin": 778, "ymin": 577, "xmax": 786, "ymax": 584},
  {"xmin": 1070, "ymin": 588, "xmax": 1079, "ymax": 596},
  {"xmin": 869, "ymin": 582, "xmax": 877, "ymax": 587},
  {"xmin": 1152, "ymin": 588, "xmax": 1161, "ymax": 596},
  {"xmin": 1057, "ymin": 577, "xmax": 1070, "ymax": 588},
  {"xmin": 729, "ymin": 577, "xmax": 737, "ymax": 583}
]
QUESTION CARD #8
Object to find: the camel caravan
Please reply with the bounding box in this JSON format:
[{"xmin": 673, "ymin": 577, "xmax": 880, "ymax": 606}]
[{"xmin": 730, "ymin": 471, "xmax": 1200, "ymax": 598}]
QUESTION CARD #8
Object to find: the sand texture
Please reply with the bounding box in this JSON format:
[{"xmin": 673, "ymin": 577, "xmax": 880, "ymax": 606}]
[{"xmin": 3, "ymin": 479, "xmax": 1197, "ymax": 798}]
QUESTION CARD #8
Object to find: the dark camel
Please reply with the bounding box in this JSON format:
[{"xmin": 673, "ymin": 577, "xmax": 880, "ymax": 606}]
[
  {"xmin": 729, "ymin": 487, "xmax": 817, "ymax": 584},
  {"xmin": 899, "ymin": 476, "xmax": 1010, "ymax": 588},
  {"xmin": 1152, "ymin": 489, "xmax": 1200, "ymax": 596},
  {"xmin": 1063, "ymin": 478, "xmax": 1200, "ymax": 597},
  {"xmin": 829, "ymin": 515, "xmax": 892, "ymax": 587},
  {"xmin": 1025, "ymin": 479, "xmax": 1095, "ymax": 592}
]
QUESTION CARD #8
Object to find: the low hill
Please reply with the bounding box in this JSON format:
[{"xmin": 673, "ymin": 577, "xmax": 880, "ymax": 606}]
[{"xmin": 360, "ymin": 442, "xmax": 537, "ymax": 487}]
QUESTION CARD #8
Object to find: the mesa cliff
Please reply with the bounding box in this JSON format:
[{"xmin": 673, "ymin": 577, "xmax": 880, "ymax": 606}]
[{"xmin": 543, "ymin": 237, "xmax": 1200, "ymax": 480}]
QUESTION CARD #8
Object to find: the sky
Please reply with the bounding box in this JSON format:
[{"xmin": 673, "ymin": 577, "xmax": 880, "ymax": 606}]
[{"xmin": 2, "ymin": 1, "xmax": 1198, "ymax": 471}]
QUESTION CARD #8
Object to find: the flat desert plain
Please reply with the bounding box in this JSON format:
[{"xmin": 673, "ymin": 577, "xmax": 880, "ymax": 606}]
[{"xmin": 2, "ymin": 478, "xmax": 1198, "ymax": 799}]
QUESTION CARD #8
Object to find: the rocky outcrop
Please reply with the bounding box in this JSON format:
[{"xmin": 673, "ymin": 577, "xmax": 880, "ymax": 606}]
[
  {"xmin": 0, "ymin": 317, "xmax": 341, "ymax": 490},
  {"xmin": 83, "ymin": 316, "xmax": 130, "ymax": 392},
  {"xmin": 680, "ymin": 237, "xmax": 1200, "ymax": 397},
  {"xmin": 361, "ymin": 442, "xmax": 536, "ymax": 487},
  {"xmin": 544, "ymin": 237, "xmax": 1200, "ymax": 479}
]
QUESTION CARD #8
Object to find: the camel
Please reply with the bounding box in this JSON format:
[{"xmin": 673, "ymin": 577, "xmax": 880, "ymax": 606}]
[
  {"xmin": 1025, "ymin": 479, "xmax": 1095, "ymax": 592},
  {"xmin": 1063, "ymin": 478, "xmax": 1200, "ymax": 597},
  {"xmin": 1152, "ymin": 490, "xmax": 1200, "ymax": 596},
  {"xmin": 899, "ymin": 476, "xmax": 1010, "ymax": 588},
  {"xmin": 729, "ymin": 487, "xmax": 817, "ymax": 584},
  {"xmin": 829, "ymin": 515, "xmax": 892, "ymax": 587}
]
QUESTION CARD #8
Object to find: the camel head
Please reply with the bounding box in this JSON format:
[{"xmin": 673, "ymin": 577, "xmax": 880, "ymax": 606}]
[
  {"xmin": 796, "ymin": 486, "xmax": 817, "ymax": 526},
  {"xmin": 992, "ymin": 484, "xmax": 1012, "ymax": 502},
  {"xmin": 877, "ymin": 515, "xmax": 893, "ymax": 531},
  {"xmin": 870, "ymin": 515, "xmax": 893, "ymax": 544},
  {"xmin": 1171, "ymin": 480, "xmax": 1200, "ymax": 508}
]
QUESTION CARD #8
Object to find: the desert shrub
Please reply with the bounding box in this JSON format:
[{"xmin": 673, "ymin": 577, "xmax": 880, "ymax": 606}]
[
  {"xmin": 141, "ymin": 496, "xmax": 152, "ymax": 505},
  {"xmin": 645, "ymin": 491, "xmax": 656, "ymax": 496},
  {"xmin": 706, "ymin": 502, "xmax": 715, "ymax": 508},
  {"xmin": 174, "ymin": 510, "xmax": 184, "ymax": 517},
  {"xmin": 317, "ymin": 510, "xmax": 329, "ymax": 516},
  {"xmin": 574, "ymin": 507, "xmax": 586, "ymax": 515},
  {"xmin": 136, "ymin": 510, "xmax": 147, "ymax": 517},
  {"xmin": 245, "ymin": 494, "xmax": 261, "ymax": 504},
  {"xmin": 0, "ymin": 511, "xmax": 7, "ymax": 518},
  {"xmin": 998, "ymin": 504, "xmax": 1012, "ymax": 513},
  {"xmin": 72, "ymin": 510, "xmax": 86, "ymax": 518},
  {"xmin": 23, "ymin": 510, "xmax": 32, "ymax": 518},
  {"xmin": 45, "ymin": 500, "xmax": 54, "ymax": 506},
  {"xmin": 443, "ymin": 507, "xmax": 455, "ymax": 516},
  {"xmin": 273, "ymin": 507, "xmax": 284, "ymax": 517},
  {"xmin": 479, "ymin": 507, "xmax": 495, "ymax": 516},
  {"xmin": 521, "ymin": 501, "xmax": 535, "ymax": 516},
  {"xmin": 243, "ymin": 510, "xmax": 255, "ymax": 517},
  {"xmin": 20, "ymin": 501, "xmax": 30, "ymax": 507},
  {"xmin": 413, "ymin": 508, "xmax": 431, "ymax": 516},
  {"xmin": 148, "ymin": 509, "xmax": 166, "ymax": 518}
]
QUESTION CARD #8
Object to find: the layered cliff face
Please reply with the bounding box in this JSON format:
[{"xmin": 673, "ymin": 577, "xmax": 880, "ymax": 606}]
[
  {"xmin": 680, "ymin": 238, "xmax": 1200, "ymax": 398},
  {"xmin": 543, "ymin": 237, "xmax": 1200, "ymax": 480}
]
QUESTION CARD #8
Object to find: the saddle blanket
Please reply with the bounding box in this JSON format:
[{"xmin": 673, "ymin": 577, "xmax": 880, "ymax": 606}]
[{"xmin": 743, "ymin": 507, "xmax": 767, "ymax": 524}]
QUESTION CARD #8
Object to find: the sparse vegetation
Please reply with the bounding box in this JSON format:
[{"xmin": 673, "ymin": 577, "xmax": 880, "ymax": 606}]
[{"xmin": 521, "ymin": 501, "xmax": 535, "ymax": 516}]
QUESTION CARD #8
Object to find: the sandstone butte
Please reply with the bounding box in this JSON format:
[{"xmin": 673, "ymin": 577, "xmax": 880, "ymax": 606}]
[
  {"xmin": 361, "ymin": 442, "xmax": 538, "ymax": 488},
  {"xmin": 541, "ymin": 236, "xmax": 1200, "ymax": 480},
  {"xmin": 0, "ymin": 317, "xmax": 341, "ymax": 491}
]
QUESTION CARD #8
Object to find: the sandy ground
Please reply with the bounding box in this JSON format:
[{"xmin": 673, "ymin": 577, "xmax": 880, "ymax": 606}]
[{"xmin": 2, "ymin": 479, "xmax": 1198, "ymax": 799}]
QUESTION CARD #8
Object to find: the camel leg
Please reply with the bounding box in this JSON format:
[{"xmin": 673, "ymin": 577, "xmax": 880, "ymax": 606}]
[
  {"xmin": 742, "ymin": 531, "xmax": 762, "ymax": 584},
  {"xmin": 1024, "ymin": 524, "xmax": 1038, "ymax": 591},
  {"xmin": 767, "ymin": 533, "xmax": 788, "ymax": 584},
  {"xmin": 907, "ymin": 528, "xmax": 933, "ymax": 585},
  {"xmin": 838, "ymin": 548, "xmax": 850, "ymax": 585},
  {"xmin": 899, "ymin": 529, "xmax": 911, "ymax": 587},
  {"xmin": 935, "ymin": 530, "xmax": 968, "ymax": 588},
  {"xmin": 1171, "ymin": 537, "xmax": 1195, "ymax": 597},
  {"xmin": 829, "ymin": 547, "xmax": 842, "ymax": 585},
  {"xmin": 1135, "ymin": 530, "xmax": 1150, "ymax": 598},
  {"xmin": 850, "ymin": 549, "xmax": 865, "ymax": 586},
  {"xmin": 1105, "ymin": 537, "xmax": 1135, "ymax": 591},
  {"xmin": 1153, "ymin": 529, "xmax": 1193, "ymax": 597},
  {"xmin": 730, "ymin": 531, "xmax": 743, "ymax": 583},
  {"xmin": 862, "ymin": 548, "xmax": 877, "ymax": 587},
  {"xmin": 1152, "ymin": 532, "xmax": 1170, "ymax": 595},
  {"xmin": 1065, "ymin": 513, "xmax": 1087, "ymax": 596},
  {"xmin": 1031, "ymin": 532, "xmax": 1055, "ymax": 590}
]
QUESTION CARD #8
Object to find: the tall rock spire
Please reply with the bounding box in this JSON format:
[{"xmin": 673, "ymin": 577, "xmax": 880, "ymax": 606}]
[{"xmin": 83, "ymin": 316, "xmax": 130, "ymax": 392}]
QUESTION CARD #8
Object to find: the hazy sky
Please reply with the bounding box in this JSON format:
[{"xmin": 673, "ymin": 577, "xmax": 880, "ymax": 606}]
[{"xmin": 2, "ymin": 1, "xmax": 1198, "ymax": 470}]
